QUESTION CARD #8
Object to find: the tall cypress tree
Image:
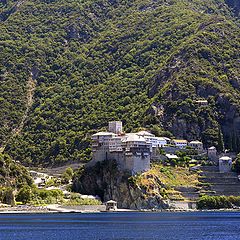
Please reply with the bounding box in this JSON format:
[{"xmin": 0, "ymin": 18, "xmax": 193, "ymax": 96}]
[{"xmin": 217, "ymin": 127, "xmax": 224, "ymax": 152}]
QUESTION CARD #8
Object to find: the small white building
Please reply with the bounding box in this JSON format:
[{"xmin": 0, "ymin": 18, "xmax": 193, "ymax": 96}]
[
  {"xmin": 166, "ymin": 154, "xmax": 179, "ymax": 160},
  {"xmin": 172, "ymin": 139, "xmax": 188, "ymax": 149},
  {"xmin": 219, "ymin": 156, "xmax": 232, "ymax": 173},
  {"xmin": 143, "ymin": 136, "xmax": 164, "ymax": 147},
  {"xmin": 137, "ymin": 131, "xmax": 168, "ymax": 148},
  {"xmin": 195, "ymin": 100, "xmax": 208, "ymax": 106},
  {"xmin": 188, "ymin": 141, "xmax": 203, "ymax": 152},
  {"xmin": 106, "ymin": 200, "xmax": 117, "ymax": 211}
]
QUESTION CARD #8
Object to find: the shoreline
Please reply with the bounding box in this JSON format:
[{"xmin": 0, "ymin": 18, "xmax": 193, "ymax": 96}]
[{"xmin": 1, "ymin": 205, "xmax": 240, "ymax": 214}]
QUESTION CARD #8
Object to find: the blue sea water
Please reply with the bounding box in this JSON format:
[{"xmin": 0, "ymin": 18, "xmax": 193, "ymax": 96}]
[{"xmin": 0, "ymin": 212, "xmax": 240, "ymax": 240}]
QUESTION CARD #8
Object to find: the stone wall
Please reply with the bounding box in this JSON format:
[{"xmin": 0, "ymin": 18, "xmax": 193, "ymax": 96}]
[{"xmin": 125, "ymin": 155, "xmax": 150, "ymax": 173}]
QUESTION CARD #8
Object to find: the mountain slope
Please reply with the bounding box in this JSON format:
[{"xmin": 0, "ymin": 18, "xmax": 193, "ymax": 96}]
[{"xmin": 0, "ymin": 0, "xmax": 240, "ymax": 166}]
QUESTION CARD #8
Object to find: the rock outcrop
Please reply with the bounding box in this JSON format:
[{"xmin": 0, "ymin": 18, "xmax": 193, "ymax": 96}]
[{"xmin": 72, "ymin": 160, "xmax": 169, "ymax": 210}]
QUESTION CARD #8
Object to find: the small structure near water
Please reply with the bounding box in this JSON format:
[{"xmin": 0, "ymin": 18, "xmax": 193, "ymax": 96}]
[{"xmin": 106, "ymin": 200, "xmax": 117, "ymax": 211}]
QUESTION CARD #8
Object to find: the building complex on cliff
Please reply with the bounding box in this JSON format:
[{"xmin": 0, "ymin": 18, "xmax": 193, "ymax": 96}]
[
  {"xmin": 91, "ymin": 121, "xmax": 170, "ymax": 174},
  {"xmin": 91, "ymin": 121, "xmax": 205, "ymax": 174}
]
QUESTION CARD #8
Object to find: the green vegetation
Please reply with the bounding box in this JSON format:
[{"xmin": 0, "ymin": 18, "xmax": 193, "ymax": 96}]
[
  {"xmin": 15, "ymin": 186, "xmax": 101, "ymax": 205},
  {"xmin": 63, "ymin": 193, "xmax": 101, "ymax": 206},
  {"xmin": 0, "ymin": 0, "xmax": 240, "ymax": 166},
  {"xmin": 233, "ymin": 153, "xmax": 240, "ymax": 173},
  {"xmin": 0, "ymin": 153, "xmax": 33, "ymax": 204},
  {"xmin": 16, "ymin": 186, "xmax": 64, "ymax": 205},
  {"xmin": 61, "ymin": 167, "xmax": 73, "ymax": 184},
  {"xmin": 197, "ymin": 195, "xmax": 240, "ymax": 209},
  {"xmin": 16, "ymin": 185, "xmax": 32, "ymax": 204},
  {"xmin": 150, "ymin": 164, "xmax": 199, "ymax": 188},
  {"xmin": 130, "ymin": 164, "xmax": 199, "ymax": 200},
  {"xmin": 0, "ymin": 153, "xmax": 33, "ymax": 188},
  {"xmin": 0, "ymin": 187, "xmax": 15, "ymax": 205}
]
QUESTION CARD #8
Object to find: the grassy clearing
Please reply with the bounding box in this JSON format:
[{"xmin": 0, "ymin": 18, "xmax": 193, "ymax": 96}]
[
  {"xmin": 147, "ymin": 164, "xmax": 199, "ymax": 188},
  {"xmin": 131, "ymin": 164, "xmax": 199, "ymax": 199}
]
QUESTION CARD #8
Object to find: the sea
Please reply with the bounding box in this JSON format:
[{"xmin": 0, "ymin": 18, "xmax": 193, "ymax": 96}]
[{"xmin": 0, "ymin": 211, "xmax": 240, "ymax": 240}]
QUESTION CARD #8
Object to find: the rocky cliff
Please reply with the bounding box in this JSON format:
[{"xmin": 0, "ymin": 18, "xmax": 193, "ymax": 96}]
[{"xmin": 72, "ymin": 160, "xmax": 169, "ymax": 210}]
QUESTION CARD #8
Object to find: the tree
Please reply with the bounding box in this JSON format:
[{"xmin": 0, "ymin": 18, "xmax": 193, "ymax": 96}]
[
  {"xmin": 234, "ymin": 153, "xmax": 240, "ymax": 173},
  {"xmin": 217, "ymin": 127, "xmax": 224, "ymax": 152},
  {"xmin": 0, "ymin": 187, "xmax": 15, "ymax": 206},
  {"xmin": 16, "ymin": 186, "xmax": 32, "ymax": 204},
  {"xmin": 65, "ymin": 167, "xmax": 73, "ymax": 177},
  {"xmin": 61, "ymin": 167, "xmax": 74, "ymax": 184}
]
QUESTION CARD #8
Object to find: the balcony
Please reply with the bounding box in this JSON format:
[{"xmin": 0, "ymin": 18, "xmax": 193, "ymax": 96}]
[
  {"xmin": 125, "ymin": 152, "xmax": 133, "ymax": 156},
  {"xmin": 92, "ymin": 143, "xmax": 99, "ymax": 147}
]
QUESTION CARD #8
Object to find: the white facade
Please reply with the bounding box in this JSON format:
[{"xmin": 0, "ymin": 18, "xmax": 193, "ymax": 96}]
[
  {"xmin": 122, "ymin": 134, "xmax": 151, "ymax": 173},
  {"xmin": 92, "ymin": 132, "xmax": 117, "ymax": 144},
  {"xmin": 143, "ymin": 136, "xmax": 167, "ymax": 148},
  {"xmin": 92, "ymin": 132, "xmax": 117, "ymax": 162},
  {"xmin": 91, "ymin": 122, "xmax": 180, "ymax": 174},
  {"xmin": 108, "ymin": 121, "xmax": 123, "ymax": 134},
  {"xmin": 156, "ymin": 137, "xmax": 168, "ymax": 147},
  {"xmin": 136, "ymin": 131, "xmax": 167, "ymax": 148},
  {"xmin": 166, "ymin": 154, "xmax": 179, "ymax": 160},
  {"xmin": 172, "ymin": 139, "xmax": 188, "ymax": 149},
  {"xmin": 91, "ymin": 130, "xmax": 151, "ymax": 174},
  {"xmin": 189, "ymin": 141, "xmax": 203, "ymax": 152},
  {"xmin": 109, "ymin": 136, "xmax": 123, "ymax": 152},
  {"xmin": 219, "ymin": 156, "xmax": 232, "ymax": 173}
]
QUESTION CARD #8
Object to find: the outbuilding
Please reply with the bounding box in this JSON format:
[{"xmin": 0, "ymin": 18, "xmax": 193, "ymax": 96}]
[
  {"xmin": 188, "ymin": 141, "xmax": 203, "ymax": 152},
  {"xmin": 219, "ymin": 156, "xmax": 232, "ymax": 173},
  {"xmin": 106, "ymin": 200, "xmax": 117, "ymax": 211}
]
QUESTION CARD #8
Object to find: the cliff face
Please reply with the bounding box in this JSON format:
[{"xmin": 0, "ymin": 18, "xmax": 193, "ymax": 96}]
[
  {"xmin": 153, "ymin": 85, "xmax": 240, "ymax": 151},
  {"xmin": 72, "ymin": 160, "xmax": 169, "ymax": 210}
]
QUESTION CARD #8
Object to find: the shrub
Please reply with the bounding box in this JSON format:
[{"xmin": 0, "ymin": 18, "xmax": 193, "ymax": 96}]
[{"xmin": 197, "ymin": 195, "xmax": 240, "ymax": 209}]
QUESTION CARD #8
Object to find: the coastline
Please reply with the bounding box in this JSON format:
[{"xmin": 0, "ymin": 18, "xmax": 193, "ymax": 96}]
[{"xmin": 1, "ymin": 205, "xmax": 240, "ymax": 214}]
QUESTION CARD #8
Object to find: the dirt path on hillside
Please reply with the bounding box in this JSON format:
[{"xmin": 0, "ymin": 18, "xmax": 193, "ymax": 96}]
[
  {"xmin": 0, "ymin": 73, "xmax": 36, "ymax": 153},
  {"xmin": 13, "ymin": 74, "xmax": 36, "ymax": 135}
]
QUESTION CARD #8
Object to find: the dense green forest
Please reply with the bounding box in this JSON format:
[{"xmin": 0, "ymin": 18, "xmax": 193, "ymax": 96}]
[
  {"xmin": 0, "ymin": 0, "xmax": 240, "ymax": 166},
  {"xmin": 0, "ymin": 153, "xmax": 32, "ymax": 187}
]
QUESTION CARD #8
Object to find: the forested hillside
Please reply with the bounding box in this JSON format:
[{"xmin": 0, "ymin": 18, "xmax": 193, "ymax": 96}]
[
  {"xmin": 0, "ymin": 153, "xmax": 32, "ymax": 187},
  {"xmin": 0, "ymin": 0, "xmax": 240, "ymax": 166}
]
